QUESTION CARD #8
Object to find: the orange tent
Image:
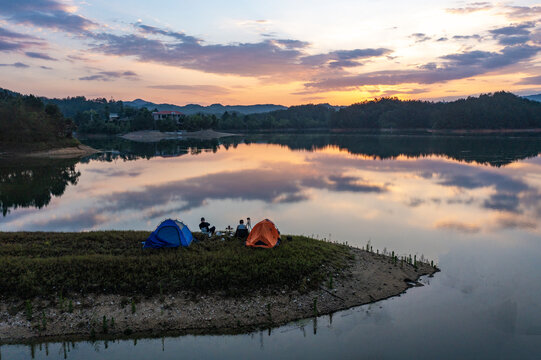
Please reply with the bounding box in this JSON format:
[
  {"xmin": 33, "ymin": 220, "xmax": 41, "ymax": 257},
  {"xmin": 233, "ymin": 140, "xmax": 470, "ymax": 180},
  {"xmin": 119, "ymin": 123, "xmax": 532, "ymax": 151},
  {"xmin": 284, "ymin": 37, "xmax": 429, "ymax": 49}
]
[{"xmin": 245, "ymin": 219, "xmax": 281, "ymax": 248}]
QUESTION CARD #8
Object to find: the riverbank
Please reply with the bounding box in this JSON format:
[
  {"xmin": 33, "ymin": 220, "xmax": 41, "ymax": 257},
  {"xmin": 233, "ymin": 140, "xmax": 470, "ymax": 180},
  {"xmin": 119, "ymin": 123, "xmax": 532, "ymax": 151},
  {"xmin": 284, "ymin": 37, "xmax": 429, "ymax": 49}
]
[
  {"xmin": 0, "ymin": 232, "xmax": 438, "ymax": 343},
  {"xmin": 120, "ymin": 129, "xmax": 237, "ymax": 142}
]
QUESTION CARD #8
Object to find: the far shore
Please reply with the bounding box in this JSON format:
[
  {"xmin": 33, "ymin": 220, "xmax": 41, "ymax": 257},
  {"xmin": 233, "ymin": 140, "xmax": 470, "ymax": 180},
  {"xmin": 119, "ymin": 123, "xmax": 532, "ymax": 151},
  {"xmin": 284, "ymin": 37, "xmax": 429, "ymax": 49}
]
[
  {"xmin": 0, "ymin": 144, "xmax": 99, "ymax": 159},
  {"xmin": 120, "ymin": 129, "xmax": 238, "ymax": 142},
  {"xmin": 0, "ymin": 242, "xmax": 438, "ymax": 344}
]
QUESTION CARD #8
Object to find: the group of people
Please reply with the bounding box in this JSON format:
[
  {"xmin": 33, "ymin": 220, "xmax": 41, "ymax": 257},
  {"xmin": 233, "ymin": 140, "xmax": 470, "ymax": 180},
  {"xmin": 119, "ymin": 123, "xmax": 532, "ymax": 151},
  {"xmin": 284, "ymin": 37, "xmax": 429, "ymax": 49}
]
[{"xmin": 199, "ymin": 217, "xmax": 252, "ymax": 238}]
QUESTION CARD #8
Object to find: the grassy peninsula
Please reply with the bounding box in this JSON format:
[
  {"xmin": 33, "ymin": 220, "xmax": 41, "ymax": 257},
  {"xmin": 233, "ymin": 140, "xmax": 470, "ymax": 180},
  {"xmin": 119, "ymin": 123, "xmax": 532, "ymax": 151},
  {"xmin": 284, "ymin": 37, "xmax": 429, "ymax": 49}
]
[
  {"xmin": 0, "ymin": 232, "xmax": 437, "ymax": 342},
  {"xmin": 0, "ymin": 232, "xmax": 351, "ymax": 298}
]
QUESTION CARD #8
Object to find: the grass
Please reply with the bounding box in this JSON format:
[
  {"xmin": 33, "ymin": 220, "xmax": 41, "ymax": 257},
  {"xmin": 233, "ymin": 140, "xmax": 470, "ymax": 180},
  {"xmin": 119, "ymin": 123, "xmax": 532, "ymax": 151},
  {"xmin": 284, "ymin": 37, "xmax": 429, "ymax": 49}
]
[
  {"xmin": 0, "ymin": 231, "xmax": 352, "ymax": 299},
  {"xmin": 0, "ymin": 137, "xmax": 80, "ymax": 153}
]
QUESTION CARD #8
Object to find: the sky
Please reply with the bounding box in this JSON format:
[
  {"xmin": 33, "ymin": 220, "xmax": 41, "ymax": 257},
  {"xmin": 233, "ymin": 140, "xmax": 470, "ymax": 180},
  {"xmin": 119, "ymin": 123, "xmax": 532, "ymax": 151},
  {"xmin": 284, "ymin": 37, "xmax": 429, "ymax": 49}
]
[{"xmin": 0, "ymin": 0, "xmax": 540, "ymax": 105}]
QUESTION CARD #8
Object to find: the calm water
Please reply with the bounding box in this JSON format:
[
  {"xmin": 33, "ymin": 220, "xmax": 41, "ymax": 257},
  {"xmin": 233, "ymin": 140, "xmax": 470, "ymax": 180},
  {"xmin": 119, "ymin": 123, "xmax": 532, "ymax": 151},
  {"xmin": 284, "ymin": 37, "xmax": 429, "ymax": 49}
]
[{"xmin": 1, "ymin": 134, "xmax": 541, "ymax": 359}]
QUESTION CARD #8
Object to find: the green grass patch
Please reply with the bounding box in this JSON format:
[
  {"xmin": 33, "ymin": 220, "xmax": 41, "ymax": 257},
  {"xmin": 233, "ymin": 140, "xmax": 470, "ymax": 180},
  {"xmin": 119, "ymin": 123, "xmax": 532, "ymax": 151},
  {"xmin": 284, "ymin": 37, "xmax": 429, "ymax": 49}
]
[{"xmin": 0, "ymin": 231, "xmax": 352, "ymax": 298}]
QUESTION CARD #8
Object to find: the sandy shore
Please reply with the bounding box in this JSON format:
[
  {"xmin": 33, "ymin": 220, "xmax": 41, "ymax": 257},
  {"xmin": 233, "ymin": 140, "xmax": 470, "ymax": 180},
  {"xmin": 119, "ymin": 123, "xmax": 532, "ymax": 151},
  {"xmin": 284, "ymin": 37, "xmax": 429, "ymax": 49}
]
[
  {"xmin": 25, "ymin": 145, "xmax": 99, "ymax": 159},
  {"xmin": 120, "ymin": 130, "xmax": 237, "ymax": 142},
  {"xmin": 0, "ymin": 248, "xmax": 437, "ymax": 343}
]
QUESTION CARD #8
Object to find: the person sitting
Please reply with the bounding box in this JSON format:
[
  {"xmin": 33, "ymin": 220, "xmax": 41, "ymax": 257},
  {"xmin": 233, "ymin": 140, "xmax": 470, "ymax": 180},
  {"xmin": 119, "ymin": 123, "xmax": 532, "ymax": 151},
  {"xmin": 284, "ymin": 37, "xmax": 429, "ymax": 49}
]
[
  {"xmin": 199, "ymin": 217, "xmax": 216, "ymax": 236},
  {"xmin": 234, "ymin": 219, "xmax": 249, "ymax": 239}
]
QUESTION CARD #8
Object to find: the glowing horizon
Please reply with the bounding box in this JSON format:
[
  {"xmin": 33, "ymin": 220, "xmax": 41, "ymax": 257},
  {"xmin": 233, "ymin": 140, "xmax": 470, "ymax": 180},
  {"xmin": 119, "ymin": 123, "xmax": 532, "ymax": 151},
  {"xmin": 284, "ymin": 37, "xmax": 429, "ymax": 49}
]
[{"xmin": 0, "ymin": 0, "xmax": 539, "ymax": 106}]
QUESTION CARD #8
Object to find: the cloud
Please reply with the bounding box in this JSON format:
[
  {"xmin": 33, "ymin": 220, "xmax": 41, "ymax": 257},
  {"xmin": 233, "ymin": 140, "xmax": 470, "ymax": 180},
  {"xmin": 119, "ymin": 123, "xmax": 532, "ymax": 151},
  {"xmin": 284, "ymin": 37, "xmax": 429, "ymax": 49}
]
[
  {"xmin": 406, "ymin": 198, "xmax": 425, "ymax": 207},
  {"xmin": 66, "ymin": 54, "xmax": 96, "ymax": 63},
  {"xmin": 483, "ymin": 193, "xmax": 522, "ymax": 213},
  {"xmin": 90, "ymin": 26, "xmax": 391, "ymax": 77},
  {"xmin": 452, "ymin": 34, "xmax": 482, "ymax": 41},
  {"xmin": 446, "ymin": 3, "xmax": 493, "ymax": 14},
  {"xmin": 0, "ymin": 26, "xmax": 39, "ymax": 40},
  {"xmin": 91, "ymin": 32, "xmax": 307, "ymax": 77},
  {"xmin": 504, "ymin": 6, "xmax": 541, "ymax": 20},
  {"xmin": 136, "ymin": 23, "xmax": 200, "ymax": 44},
  {"xmin": 304, "ymin": 174, "xmax": 388, "ymax": 193},
  {"xmin": 304, "ymin": 45, "xmax": 541, "ymax": 90},
  {"xmin": 0, "ymin": 40, "xmax": 23, "ymax": 51},
  {"xmin": 497, "ymin": 35, "xmax": 531, "ymax": 46},
  {"xmin": 0, "ymin": 62, "xmax": 30, "ymax": 68},
  {"xmin": 489, "ymin": 23, "xmax": 534, "ymax": 37},
  {"xmin": 435, "ymin": 220, "xmax": 481, "ymax": 234},
  {"xmin": 147, "ymin": 84, "xmax": 231, "ymax": 96},
  {"xmin": 0, "ymin": 0, "xmax": 97, "ymax": 33},
  {"xmin": 21, "ymin": 210, "xmax": 108, "ymax": 231},
  {"xmin": 516, "ymin": 75, "xmax": 541, "ymax": 85},
  {"xmin": 301, "ymin": 48, "xmax": 391, "ymax": 68},
  {"xmin": 411, "ymin": 33, "xmax": 431, "ymax": 43},
  {"xmin": 489, "ymin": 22, "xmax": 535, "ymax": 46},
  {"xmin": 0, "ymin": 26, "xmax": 43, "ymax": 51},
  {"xmin": 438, "ymin": 172, "xmax": 529, "ymax": 193},
  {"xmin": 97, "ymin": 165, "xmax": 386, "ymax": 215},
  {"xmin": 377, "ymin": 88, "xmax": 428, "ymax": 97},
  {"xmin": 274, "ymin": 39, "xmax": 310, "ymax": 49},
  {"xmin": 496, "ymin": 214, "xmax": 537, "ymax": 230},
  {"xmin": 79, "ymin": 70, "xmax": 139, "ymax": 81},
  {"xmin": 437, "ymin": 170, "xmax": 530, "ymax": 213},
  {"xmin": 25, "ymin": 51, "xmax": 57, "ymax": 60}
]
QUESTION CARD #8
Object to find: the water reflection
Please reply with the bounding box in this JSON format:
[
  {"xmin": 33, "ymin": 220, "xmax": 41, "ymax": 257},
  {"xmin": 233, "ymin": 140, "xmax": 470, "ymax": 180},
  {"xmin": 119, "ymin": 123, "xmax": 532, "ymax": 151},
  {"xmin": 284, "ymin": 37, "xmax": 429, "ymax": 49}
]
[
  {"xmin": 79, "ymin": 136, "xmax": 227, "ymax": 162},
  {"xmin": 2, "ymin": 135, "xmax": 541, "ymax": 243},
  {"xmin": 0, "ymin": 158, "xmax": 80, "ymax": 216},
  {"xmin": 241, "ymin": 133, "xmax": 541, "ymax": 167},
  {"xmin": 80, "ymin": 133, "xmax": 541, "ymax": 166},
  {"xmin": 2, "ymin": 134, "xmax": 541, "ymax": 358}
]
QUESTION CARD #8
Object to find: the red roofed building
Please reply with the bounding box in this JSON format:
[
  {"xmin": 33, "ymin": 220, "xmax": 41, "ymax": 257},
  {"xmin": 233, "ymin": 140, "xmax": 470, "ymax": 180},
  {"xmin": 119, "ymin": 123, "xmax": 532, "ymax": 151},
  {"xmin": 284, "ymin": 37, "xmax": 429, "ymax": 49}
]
[{"xmin": 152, "ymin": 110, "xmax": 183, "ymax": 123}]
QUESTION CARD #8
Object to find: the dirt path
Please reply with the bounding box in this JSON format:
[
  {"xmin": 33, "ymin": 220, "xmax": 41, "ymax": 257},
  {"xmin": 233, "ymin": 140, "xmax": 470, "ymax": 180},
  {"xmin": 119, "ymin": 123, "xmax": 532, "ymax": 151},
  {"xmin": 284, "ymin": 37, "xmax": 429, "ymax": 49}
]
[{"xmin": 0, "ymin": 248, "xmax": 437, "ymax": 343}]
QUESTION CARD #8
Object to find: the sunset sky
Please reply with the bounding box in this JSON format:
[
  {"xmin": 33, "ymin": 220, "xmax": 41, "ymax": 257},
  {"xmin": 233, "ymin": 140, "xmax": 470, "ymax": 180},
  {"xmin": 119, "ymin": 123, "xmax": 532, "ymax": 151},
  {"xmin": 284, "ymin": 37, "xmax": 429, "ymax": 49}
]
[{"xmin": 0, "ymin": 0, "xmax": 539, "ymax": 105}]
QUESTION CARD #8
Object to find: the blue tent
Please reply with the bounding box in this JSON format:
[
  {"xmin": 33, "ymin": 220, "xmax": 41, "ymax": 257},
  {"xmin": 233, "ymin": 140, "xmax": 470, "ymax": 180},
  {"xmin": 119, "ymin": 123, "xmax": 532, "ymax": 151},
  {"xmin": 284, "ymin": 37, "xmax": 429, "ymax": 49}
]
[{"xmin": 143, "ymin": 219, "xmax": 193, "ymax": 249}]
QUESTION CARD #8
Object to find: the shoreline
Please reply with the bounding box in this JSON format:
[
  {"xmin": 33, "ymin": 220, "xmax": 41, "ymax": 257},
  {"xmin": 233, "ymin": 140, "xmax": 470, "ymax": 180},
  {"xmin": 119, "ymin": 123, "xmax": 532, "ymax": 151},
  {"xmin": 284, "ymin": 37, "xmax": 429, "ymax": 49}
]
[
  {"xmin": 0, "ymin": 247, "xmax": 437, "ymax": 344},
  {"xmin": 1, "ymin": 144, "xmax": 100, "ymax": 159}
]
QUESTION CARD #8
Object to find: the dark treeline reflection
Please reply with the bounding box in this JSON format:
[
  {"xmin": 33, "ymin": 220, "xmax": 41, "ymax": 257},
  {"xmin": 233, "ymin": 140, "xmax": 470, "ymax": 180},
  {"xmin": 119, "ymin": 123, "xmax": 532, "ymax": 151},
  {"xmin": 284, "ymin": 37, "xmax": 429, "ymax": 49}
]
[
  {"xmin": 243, "ymin": 134, "xmax": 541, "ymax": 167},
  {"xmin": 79, "ymin": 136, "xmax": 235, "ymax": 162},
  {"xmin": 0, "ymin": 158, "xmax": 80, "ymax": 216},
  {"xmin": 82, "ymin": 133, "xmax": 541, "ymax": 167}
]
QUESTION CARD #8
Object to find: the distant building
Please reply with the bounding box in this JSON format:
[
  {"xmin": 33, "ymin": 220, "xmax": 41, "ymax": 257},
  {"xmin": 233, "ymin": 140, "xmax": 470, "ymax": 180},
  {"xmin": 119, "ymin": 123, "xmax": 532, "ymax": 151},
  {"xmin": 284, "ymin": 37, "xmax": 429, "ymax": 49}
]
[
  {"xmin": 152, "ymin": 111, "xmax": 183, "ymax": 124},
  {"xmin": 108, "ymin": 113, "xmax": 119, "ymax": 122}
]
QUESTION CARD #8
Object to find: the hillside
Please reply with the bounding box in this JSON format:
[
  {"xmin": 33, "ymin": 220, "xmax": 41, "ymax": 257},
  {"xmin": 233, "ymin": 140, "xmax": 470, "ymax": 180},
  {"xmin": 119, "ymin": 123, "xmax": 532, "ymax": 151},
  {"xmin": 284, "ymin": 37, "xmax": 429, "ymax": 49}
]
[
  {"xmin": 123, "ymin": 99, "xmax": 287, "ymax": 115},
  {"xmin": 0, "ymin": 89, "xmax": 78, "ymax": 151},
  {"xmin": 524, "ymin": 94, "xmax": 541, "ymax": 102}
]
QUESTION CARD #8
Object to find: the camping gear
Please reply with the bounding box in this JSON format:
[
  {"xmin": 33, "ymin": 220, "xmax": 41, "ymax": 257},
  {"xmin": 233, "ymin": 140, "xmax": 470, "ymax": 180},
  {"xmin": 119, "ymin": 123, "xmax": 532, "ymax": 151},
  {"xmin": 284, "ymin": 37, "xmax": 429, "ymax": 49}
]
[
  {"xmin": 143, "ymin": 219, "xmax": 193, "ymax": 248},
  {"xmin": 245, "ymin": 219, "xmax": 281, "ymax": 248}
]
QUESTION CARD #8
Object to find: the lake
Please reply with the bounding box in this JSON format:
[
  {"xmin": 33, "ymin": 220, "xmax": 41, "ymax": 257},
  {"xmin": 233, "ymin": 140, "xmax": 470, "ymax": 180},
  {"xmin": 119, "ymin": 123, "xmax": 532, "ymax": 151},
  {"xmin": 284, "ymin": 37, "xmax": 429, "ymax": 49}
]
[{"xmin": 1, "ymin": 133, "xmax": 541, "ymax": 359}]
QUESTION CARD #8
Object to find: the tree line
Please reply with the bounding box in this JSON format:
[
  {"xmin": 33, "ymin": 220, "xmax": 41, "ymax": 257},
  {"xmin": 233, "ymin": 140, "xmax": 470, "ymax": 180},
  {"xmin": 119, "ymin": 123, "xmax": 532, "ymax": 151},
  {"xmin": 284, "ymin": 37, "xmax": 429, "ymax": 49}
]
[
  {"xmin": 0, "ymin": 89, "xmax": 76, "ymax": 148},
  {"xmin": 168, "ymin": 92, "xmax": 541, "ymax": 131},
  {"xmin": 330, "ymin": 92, "xmax": 541, "ymax": 129},
  {"xmin": 2, "ymin": 89, "xmax": 541, "ymax": 137}
]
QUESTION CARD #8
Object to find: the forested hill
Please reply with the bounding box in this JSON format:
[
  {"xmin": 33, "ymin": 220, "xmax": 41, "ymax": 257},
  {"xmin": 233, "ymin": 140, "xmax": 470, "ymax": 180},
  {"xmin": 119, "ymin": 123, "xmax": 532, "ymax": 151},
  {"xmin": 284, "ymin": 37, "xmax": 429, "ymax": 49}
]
[
  {"xmin": 123, "ymin": 99, "xmax": 287, "ymax": 115},
  {"xmin": 181, "ymin": 92, "xmax": 541, "ymax": 131},
  {"xmin": 328, "ymin": 92, "xmax": 541, "ymax": 130},
  {"xmin": 1, "ymin": 88, "xmax": 541, "ymax": 136},
  {"xmin": 0, "ymin": 89, "xmax": 77, "ymax": 150}
]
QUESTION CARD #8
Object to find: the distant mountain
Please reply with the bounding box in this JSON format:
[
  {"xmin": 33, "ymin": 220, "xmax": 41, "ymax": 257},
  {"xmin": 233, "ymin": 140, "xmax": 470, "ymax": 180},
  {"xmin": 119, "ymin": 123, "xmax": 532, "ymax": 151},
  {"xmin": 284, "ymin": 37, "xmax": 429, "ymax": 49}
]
[
  {"xmin": 123, "ymin": 99, "xmax": 287, "ymax": 115},
  {"xmin": 524, "ymin": 94, "xmax": 541, "ymax": 102}
]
